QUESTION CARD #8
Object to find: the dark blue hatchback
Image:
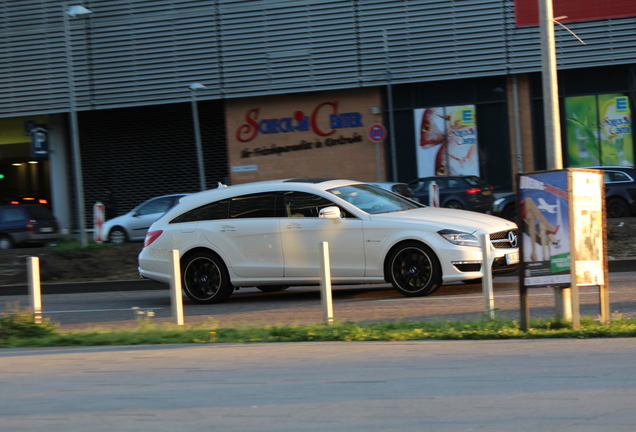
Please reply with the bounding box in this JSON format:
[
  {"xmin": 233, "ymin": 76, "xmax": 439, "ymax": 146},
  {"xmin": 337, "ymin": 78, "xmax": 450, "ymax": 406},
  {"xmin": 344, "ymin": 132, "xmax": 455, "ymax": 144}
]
[
  {"xmin": 0, "ymin": 204, "xmax": 61, "ymax": 249},
  {"xmin": 408, "ymin": 175, "xmax": 495, "ymax": 212}
]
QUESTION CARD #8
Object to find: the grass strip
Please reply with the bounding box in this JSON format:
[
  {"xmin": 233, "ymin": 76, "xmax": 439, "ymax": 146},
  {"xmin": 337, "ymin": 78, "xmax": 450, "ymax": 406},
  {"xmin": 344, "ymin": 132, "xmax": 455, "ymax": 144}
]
[{"xmin": 2, "ymin": 308, "xmax": 636, "ymax": 348}]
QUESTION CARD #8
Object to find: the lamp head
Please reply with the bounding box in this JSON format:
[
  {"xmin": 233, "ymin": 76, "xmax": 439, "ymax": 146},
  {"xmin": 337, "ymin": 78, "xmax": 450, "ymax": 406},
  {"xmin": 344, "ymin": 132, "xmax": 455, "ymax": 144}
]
[{"xmin": 189, "ymin": 83, "xmax": 207, "ymax": 91}]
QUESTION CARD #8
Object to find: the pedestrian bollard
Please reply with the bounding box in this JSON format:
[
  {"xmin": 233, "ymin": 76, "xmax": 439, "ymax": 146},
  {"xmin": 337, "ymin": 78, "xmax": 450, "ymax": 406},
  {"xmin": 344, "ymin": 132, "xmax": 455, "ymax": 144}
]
[
  {"xmin": 480, "ymin": 233, "xmax": 495, "ymax": 319},
  {"xmin": 169, "ymin": 249, "xmax": 184, "ymax": 325},
  {"xmin": 319, "ymin": 242, "xmax": 334, "ymax": 325},
  {"xmin": 27, "ymin": 256, "xmax": 42, "ymax": 324}
]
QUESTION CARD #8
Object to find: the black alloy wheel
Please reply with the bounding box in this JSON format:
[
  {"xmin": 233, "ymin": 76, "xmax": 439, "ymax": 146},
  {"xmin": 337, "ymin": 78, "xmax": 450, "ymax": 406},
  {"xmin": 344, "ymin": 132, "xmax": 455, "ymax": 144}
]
[
  {"xmin": 387, "ymin": 241, "xmax": 442, "ymax": 297},
  {"xmin": 445, "ymin": 200, "xmax": 464, "ymax": 210},
  {"xmin": 182, "ymin": 251, "xmax": 234, "ymax": 304},
  {"xmin": 607, "ymin": 197, "xmax": 630, "ymax": 218}
]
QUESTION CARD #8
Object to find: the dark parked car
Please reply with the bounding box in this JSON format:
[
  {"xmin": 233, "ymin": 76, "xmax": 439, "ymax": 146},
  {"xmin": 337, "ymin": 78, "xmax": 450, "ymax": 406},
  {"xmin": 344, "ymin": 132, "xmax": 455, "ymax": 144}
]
[
  {"xmin": 492, "ymin": 166, "xmax": 636, "ymax": 220},
  {"xmin": 491, "ymin": 194, "xmax": 517, "ymax": 221},
  {"xmin": 0, "ymin": 204, "xmax": 61, "ymax": 249},
  {"xmin": 408, "ymin": 176, "xmax": 495, "ymax": 212},
  {"xmin": 369, "ymin": 182, "xmax": 420, "ymax": 202},
  {"xmin": 589, "ymin": 166, "xmax": 636, "ymax": 218}
]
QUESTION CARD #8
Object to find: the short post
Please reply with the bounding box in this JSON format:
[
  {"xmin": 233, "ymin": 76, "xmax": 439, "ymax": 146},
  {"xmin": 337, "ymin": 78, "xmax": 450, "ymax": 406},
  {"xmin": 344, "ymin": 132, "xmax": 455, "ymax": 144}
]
[
  {"xmin": 319, "ymin": 241, "xmax": 334, "ymax": 325},
  {"xmin": 27, "ymin": 257, "xmax": 42, "ymax": 324},
  {"xmin": 169, "ymin": 249, "xmax": 184, "ymax": 326},
  {"xmin": 480, "ymin": 233, "xmax": 495, "ymax": 319},
  {"xmin": 93, "ymin": 202, "xmax": 105, "ymax": 243},
  {"xmin": 428, "ymin": 181, "xmax": 439, "ymax": 207}
]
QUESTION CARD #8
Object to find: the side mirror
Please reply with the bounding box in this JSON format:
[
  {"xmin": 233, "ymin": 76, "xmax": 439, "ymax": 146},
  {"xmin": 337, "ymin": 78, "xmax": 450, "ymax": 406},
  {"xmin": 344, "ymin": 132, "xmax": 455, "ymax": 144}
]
[{"xmin": 319, "ymin": 206, "xmax": 342, "ymax": 220}]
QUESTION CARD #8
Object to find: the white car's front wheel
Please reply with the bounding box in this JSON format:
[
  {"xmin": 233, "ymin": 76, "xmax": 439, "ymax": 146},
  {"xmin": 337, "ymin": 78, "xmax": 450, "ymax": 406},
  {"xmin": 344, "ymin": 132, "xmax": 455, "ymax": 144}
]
[{"xmin": 387, "ymin": 242, "xmax": 442, "ymax": 297}]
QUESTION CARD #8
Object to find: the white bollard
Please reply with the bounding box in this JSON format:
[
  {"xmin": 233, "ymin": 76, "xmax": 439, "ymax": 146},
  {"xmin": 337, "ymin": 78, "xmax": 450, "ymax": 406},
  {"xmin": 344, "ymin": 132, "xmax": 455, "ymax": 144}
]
[
  {"xmin": 428, "ymin": 181, "xmax": 439, "ymax": 207},
  {"xmin": 319, "ymin": 242, "xmax": 334, "ymax": 325},
  {"xmin": 93, "ymin": 202, "xmax": 105, "ymax": 243},
  {"xmin": 169, "ymin": 249, "xmax": 184, "ymax": 326},
  {"xmin": 27, "ymin": 257, "xmax": 42, "ymax": 324},
  {"xmin": 480, "ymin": 233, "xmax": 495, "ymax": 319}
]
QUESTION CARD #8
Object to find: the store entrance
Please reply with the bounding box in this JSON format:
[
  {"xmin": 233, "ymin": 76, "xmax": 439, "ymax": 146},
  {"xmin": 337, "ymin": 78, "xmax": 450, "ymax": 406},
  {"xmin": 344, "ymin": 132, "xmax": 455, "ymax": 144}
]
[{"xmin": 0, "ymin": 142, "xmax": 51, "ymax": 207}]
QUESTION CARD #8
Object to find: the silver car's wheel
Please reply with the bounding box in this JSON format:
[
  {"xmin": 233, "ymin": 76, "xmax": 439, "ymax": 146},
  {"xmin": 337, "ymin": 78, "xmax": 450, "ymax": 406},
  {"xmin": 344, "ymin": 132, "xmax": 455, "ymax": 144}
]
[
  {"xmin": 108, "ymin": 227, "xmax": 128, "ymax": 243},
  {"xmin": 0, "ymin": 235, "xmax": 13, "ymax": 250},
  {"xmin": 387, "ymin": 241, "xmax": 442, "ymax": 297},
  {"xmin": 182, "ymin": 251, "xmax": 234, "ymax": 304}
]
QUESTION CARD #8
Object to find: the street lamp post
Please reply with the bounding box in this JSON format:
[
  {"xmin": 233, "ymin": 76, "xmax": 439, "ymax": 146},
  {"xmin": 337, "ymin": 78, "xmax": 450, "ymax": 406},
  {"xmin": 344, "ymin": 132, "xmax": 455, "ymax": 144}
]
[
  {"xmin": 63, "ymin": 4, "xmax": 92, "ymax": 247},
  {"xmin": 538, "ymin": 0, "xmax": 562, "ymax": 170},
  {"xmin": 189, "ymin": 83, "xmax": 207, "ymax": 191}
]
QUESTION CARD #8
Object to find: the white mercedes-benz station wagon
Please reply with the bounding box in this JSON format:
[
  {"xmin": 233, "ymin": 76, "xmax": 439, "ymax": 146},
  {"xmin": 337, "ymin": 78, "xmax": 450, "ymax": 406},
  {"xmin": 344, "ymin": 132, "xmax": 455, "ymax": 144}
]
[{"xmin": 138, "ymin": 178, "xmax": 519, "ymax": 304}]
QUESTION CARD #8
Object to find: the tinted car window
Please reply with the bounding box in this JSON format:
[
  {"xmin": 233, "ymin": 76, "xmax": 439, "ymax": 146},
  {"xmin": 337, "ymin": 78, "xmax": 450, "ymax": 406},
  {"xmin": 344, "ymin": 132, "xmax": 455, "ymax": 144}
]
[
  {"xmin": 230, "ymin": 193, "xmax": 277, "ymax": 218},
  {"xmin": 24, "ymin": 205, "xmax": 54, "ymax": 219},
  {"xmin": 606, "ymin": 171, "xmax": 632, "ymax": 183},
  {"xmin": 0, "ymin": 207, "xmax": 24, "ymax": 223},
  {"xmin": 447, "ymin": 179, "xmax": 461, "ymax": 188},
  {"xmin": 137, "ymin": 197, "xmax": 175, "ymax": 216},
  {"xmin": 171, "ymin": 199, "xmax": 230, "ymax": 223},
  {"xmin": 282, "ymin": 191, "xmax": 337, "ymax": 217}
]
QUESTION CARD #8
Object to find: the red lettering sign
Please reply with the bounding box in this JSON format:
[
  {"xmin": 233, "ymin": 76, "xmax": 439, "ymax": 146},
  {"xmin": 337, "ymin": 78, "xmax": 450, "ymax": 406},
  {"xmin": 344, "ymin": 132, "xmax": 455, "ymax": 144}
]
[
  {"xmin": 310, "ymin": 101, "xmax": 337, "ymax": 137},
  {"xmin": 515, "ymin": 0, "xmax": 636, "ymax": 26},
  {"xmin": 236, "ymin": 108, "xmax": 260, "ymax": 143}
]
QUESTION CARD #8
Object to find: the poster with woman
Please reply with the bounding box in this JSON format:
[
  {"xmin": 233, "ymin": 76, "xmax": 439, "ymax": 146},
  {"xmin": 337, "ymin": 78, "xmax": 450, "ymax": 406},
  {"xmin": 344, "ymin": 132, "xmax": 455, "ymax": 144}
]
[{"xmin": 414, "ymin": 106, "xmax": 479, "ymax": 177}]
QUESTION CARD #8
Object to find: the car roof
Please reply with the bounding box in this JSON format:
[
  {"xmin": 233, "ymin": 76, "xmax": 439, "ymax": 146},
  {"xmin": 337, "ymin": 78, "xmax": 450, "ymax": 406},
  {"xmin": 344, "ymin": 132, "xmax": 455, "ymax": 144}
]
[{"xmin": 175, "ymin": 179, "xmax": 366, "ymax": 207}]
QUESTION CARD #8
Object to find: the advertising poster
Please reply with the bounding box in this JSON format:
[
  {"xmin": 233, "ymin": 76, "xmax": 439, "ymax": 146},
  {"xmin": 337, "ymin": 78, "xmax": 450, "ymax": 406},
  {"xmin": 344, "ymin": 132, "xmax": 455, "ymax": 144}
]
[
  {"xmin": 414, "ymin": 106, "xmax": 479, "ymax": 177},
  {"xmin": 519, "ymin": 171, "xmax": 571, "ymax": 287},
  {"xmin": 565, "ymin": 95, "xmax": 600, "ymax": 167},
  {"xmin": 570, "ymin": 170, "xmax": 605, "ymax": 286},
  {"xmin": 565, "ymin": 94, "xmax": 633, "ymax": 167},
  {"xmin": 598, "ymin": 94, "xmax": 633, "ymax": 166}
]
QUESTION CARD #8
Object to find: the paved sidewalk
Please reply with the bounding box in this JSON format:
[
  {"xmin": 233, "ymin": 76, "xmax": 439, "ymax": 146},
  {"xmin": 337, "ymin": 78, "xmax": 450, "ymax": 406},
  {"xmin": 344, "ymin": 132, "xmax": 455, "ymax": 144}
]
[{"xmin": 2, "ymin": 339, "xmax": 636, "ymax": 432}]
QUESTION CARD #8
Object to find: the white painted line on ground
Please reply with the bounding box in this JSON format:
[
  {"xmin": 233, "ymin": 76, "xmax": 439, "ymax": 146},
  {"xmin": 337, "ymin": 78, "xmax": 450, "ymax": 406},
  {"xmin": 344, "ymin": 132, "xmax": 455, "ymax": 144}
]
[
  {"xmin": 379, "ymin": 291, "xmax": 614, "ymax": 302},
  {"xmin": 40, "ymin": 308, "xmax": 163, "ymax": 314}
]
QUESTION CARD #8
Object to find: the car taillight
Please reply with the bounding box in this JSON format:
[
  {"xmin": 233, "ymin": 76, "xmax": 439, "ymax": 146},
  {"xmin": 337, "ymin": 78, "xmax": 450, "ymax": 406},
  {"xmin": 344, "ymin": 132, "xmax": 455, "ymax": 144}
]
[
  {"xmin": 144, "ymin": 230, "xmax": 163, "ymax": 247},
  {"xmin": 465, "ymin": 188, "xmax": 481, "ymax": 194},
  {"xmin": 26, "ymin": 219, "xmax": 35, "ymax": 231}
]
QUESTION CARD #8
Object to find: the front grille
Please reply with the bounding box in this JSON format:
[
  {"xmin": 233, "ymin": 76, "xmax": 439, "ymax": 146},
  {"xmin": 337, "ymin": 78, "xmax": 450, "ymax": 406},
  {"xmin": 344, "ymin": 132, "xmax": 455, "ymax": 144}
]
[
  {"xmin": 492, "ymin": 257, "xmax": 519, "ymax": 274},
  {"xmin": 490, "ymin": 229, "xmax": 518, "ymax": 249}
]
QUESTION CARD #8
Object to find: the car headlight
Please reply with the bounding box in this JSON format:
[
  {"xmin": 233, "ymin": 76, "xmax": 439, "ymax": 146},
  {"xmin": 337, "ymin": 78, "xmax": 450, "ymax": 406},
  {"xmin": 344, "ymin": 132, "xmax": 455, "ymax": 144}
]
[{"xmin": 438, "ymin": 229, "xmax": 481, "ymax": 247}]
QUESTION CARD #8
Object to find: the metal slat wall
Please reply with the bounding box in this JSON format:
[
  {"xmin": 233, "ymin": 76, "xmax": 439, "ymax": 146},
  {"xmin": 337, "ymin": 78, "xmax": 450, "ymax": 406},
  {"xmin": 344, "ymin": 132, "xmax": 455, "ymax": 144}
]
[
  {"xmin": 358, "ymin": 0, "xmax": 509, "ymax": 85},
  {"xmin": 218, "ymin": 0, "xmax": 360, "ymax": 96},
  {"xmin": 2, "ymin": 0, "xmax": 636, "ymax": 117}
]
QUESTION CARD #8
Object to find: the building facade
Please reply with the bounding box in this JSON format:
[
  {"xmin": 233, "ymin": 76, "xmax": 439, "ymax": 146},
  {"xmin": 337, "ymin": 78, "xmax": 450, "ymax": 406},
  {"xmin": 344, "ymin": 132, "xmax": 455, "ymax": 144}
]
[{"xmin": 1, "ymin": 0, "xmax": 635, "ymax": 233}]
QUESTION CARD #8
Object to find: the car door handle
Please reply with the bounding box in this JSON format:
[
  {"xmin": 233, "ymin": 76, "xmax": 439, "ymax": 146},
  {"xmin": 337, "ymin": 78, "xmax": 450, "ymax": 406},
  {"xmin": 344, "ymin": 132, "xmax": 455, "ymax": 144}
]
[
  {"xmin": 285, "ymin": 223, "xmax": 302, "ymax": 229},
  {"xmin": 220, "ymin": 225, "xmax": 236, "ymax": 232}
]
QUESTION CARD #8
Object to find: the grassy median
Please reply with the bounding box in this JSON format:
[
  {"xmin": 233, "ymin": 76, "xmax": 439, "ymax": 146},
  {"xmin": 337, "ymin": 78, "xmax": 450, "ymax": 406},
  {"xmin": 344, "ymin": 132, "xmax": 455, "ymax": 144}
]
[{"xmin": 2, "ymin": 305, "xmax": 636, "ymax": 348}]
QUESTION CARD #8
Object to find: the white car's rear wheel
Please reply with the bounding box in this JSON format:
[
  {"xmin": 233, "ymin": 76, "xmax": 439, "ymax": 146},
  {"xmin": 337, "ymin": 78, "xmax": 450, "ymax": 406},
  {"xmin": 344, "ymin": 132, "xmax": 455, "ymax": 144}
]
[
  {"xmin": 387, "ymin": 242, "xmax": 442, "ymax": 297},
  {"xmin": 182, "ymin": 251, "xmax": 233, "ymax": 304}
]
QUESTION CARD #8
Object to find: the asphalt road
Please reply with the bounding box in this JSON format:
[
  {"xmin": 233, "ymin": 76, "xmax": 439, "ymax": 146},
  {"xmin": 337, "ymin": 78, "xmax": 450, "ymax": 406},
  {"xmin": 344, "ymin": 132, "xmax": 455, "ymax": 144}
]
[
  {"xmin": 1, "ymin": 271, "xmax": 635, "ymax": 331},
  {"xmin": 2, "ymin": 339, "xmax": 636, "ymax": 432}
]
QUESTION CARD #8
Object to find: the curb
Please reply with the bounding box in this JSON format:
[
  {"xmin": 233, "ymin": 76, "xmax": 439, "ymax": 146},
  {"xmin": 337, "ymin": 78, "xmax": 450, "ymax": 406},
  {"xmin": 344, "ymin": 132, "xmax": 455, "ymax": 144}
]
[
  {"xmin": 1, "ymin": 260, "xmax": 634, "ymax": 297},
  {"xmin": 0, "ymin": 279, "xmax": 167, "ymax": 296}
]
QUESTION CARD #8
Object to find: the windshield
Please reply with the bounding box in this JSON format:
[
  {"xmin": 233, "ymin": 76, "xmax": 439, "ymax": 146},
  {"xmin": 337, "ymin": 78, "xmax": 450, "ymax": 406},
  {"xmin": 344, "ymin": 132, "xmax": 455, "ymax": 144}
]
[{"xmin": 328, "ymin": 184, "xmax": 423, "ymax": 214}]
